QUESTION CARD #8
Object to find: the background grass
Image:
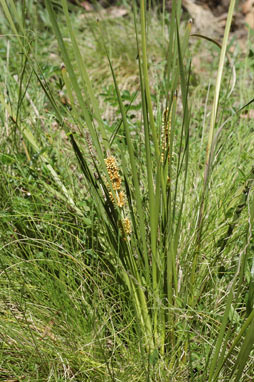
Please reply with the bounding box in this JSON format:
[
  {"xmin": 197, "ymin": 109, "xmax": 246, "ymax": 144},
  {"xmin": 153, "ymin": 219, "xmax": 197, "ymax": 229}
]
[{"xmin": 1, "ymin": 1, "xmax": 254, "ymax": 381}]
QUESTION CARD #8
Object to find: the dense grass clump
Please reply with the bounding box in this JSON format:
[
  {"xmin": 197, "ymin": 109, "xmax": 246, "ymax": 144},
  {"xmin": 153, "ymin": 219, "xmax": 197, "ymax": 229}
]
[{"xmin": 1, "ymin": 0, "xmax": 254, "ymax": 381}]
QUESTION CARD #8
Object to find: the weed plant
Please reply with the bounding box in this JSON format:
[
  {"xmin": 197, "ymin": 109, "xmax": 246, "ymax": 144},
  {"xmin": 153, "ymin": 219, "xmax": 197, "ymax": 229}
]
[{"xmin": 1, "ymin": 0, "xmax": 254, "ymax": 381}]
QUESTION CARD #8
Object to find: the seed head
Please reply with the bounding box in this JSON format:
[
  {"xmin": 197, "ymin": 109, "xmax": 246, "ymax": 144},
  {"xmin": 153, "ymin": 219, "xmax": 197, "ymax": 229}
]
[
  {"xmin": 117, "ymin": 191, "xmax": 125, "ymax": 208},
  {"xmin": 122, "ymin": 217, "xmax": 131, "ymax": 236},
  {"xmin": 105, "ymin": 156, "xmax": 121, "ymax": 190}
]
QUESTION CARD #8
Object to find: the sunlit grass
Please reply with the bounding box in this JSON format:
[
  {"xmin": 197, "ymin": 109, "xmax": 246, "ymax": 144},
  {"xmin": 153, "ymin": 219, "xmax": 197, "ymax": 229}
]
[{"xmin": 1, "ymin": 0, "xmax": 254, "ymax": 381}]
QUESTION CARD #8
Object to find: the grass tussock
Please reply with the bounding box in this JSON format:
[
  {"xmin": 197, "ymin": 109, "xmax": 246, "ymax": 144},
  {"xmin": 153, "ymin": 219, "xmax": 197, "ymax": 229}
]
[{"xmin": 1, "ymin": 0, "xmax": 254, "ymax": 381}]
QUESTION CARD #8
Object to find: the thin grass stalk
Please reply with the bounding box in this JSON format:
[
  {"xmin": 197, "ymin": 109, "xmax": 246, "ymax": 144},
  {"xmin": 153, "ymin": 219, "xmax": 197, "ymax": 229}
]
[
  {"xmin": 140, "ymin": 0, "xmax": 166, "ymax": 348},
  {"xmin": 0, "ymin": 76, "xmax": 82, "ymax": 216},
  {"xmin": 7, "ymin": 0, "xmax": 25, "ymax": 33},
  {"xmin": 174, "ymin": 21, "xmax": 190, "ymax": 235},
  {"xmin": 104, "ymin": 53, "xmax": 149, "ymax": 278},
  {"xmin": 43, "ymin": 4, "xmax": 130, "ymax": 228},
  {"xmin": 132, "ymin": 0, "xmax": 161, "ymax": 345},
  {"xmin": 206, "ymin": 0, "xmax": 236, "ymax": 168},
  {"xmin": 138, "ymin": 40, "xmax": 160, "ymax": 349},
  {"xmin": 163, "ymin": 97, "xmax": 177, "ymax": 316},
  {"xmin": 60, "ymin": 0, "xmax": 108, "ymax": 149},
  {"xmin": 132, "ymin": 0, "xmax": 152, "ymax": 285},
  {"xmin": 196, "ymin": 0, "xmax": 236, "ymax": 244},
  {"xmin": 169, "ymin": 24, "xmax": 191, "ymax": 311},
  {"xmin": 212, "ymin": 308, "xmax": 254, "ymax": 381},
  {"xmin": 45, "ymin": 0, "xmax": 104, "ymax": 163},
  {"xmin": 140, "ymin": 70, "xmax": 156, "ymax": 288},
  {"xmin": 171, "ymin": 18, "xmax": 192, "ymax": 96},
  {"xmin": 164, "ymin": 18, "xmax": 192, "ymax": 350},
  {"xmin": 162, "ymin": 0, "xmax": 165, "ymax": 40},
  {"xmin": 165, "ymin": 0, "xmax": 181, "ymax": 89},
  {"xmin": 140, "ymin": 0, "xmax": 159, "ymax": 161},
  {"xmin": 99, "ymin": 32, "xmax": 154, "ymax": 348},
  {"xmin": 207, "ymin": 288, "xmax": 234, "ymax": 382},
  {"xmin": 207, "ymin": 208, "xmax": 252, "ymax": 379},
  {"xmin": 232, "ymin": 317, "xmax": 254, "ymax": 381},
  {"xmin": 171, "ymin": 20, "xmax": 191, "ymax": 225}
]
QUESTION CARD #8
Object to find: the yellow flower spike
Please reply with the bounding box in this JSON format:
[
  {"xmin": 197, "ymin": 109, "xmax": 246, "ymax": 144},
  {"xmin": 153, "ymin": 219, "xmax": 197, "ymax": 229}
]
[
  {"xmin": 105, "ymin": 155, "xmax": 126, "ymax": 208},
  {"xmin": 117, "ymin": 191, "xmax": 125, "ymax": 208},
  {"xmin": 122, "ymin": 217, "xmax": 131, "ymax": 236},
  {"xmin": 105, "ymin": 156, "xmax": 121, "ymax": 190}
]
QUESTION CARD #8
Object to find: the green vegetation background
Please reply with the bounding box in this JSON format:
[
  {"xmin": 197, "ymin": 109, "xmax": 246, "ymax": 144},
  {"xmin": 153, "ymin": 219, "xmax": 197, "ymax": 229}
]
[{"xmin": 1, "ymin": 0, "xmax": 254, "ymax": 381}]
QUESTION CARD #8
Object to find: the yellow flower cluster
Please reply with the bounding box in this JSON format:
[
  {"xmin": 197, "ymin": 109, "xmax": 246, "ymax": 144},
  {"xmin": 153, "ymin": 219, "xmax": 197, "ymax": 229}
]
[
  {"xmin": 104, "ymin": 155, "xmax": 131, "ymax": 238},
  {"xmin": 122, "ymin": 217, "xmax": 132, "ymax": 236},
  {"xmin": 105, "ymin": 156, "xmax": 124, "ymax": 207}
]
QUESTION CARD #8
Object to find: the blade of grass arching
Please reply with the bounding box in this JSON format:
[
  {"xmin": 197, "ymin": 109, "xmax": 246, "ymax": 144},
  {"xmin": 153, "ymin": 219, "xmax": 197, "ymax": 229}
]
[
  {"xmin": 1, "ymin": 21, "xmax": 99, "ymax": 223},
  {"xmin": 44, "ymin": 0, "xmax": 105, "ymax": 163},
  {"xmin": 0, "ymin": 0, "xmax": 23, "ymax": 47},
  {"xmin": 197, "ymin": 0, "xmax": 236, "ymax": 243},
  {"xmin": 22, "ymin": 126, "xmax": 82, "ymax": 215},
  {"xmin": 60, "ymin": 0, "xmax": 108, "ymax": 148},
  {"xmin": 0, "ymin": 86, "xmax": 81, "ymax": 215},
  {"xmin": 191, "ymin": 33, "xmax": 236, "ymax": 99}
]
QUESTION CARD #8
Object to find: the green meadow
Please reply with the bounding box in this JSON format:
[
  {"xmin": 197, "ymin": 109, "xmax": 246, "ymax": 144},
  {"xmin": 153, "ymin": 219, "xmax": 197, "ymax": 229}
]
[{"xmin": 1, "ymin": 0, "xmax": 254, "ymax": 380}]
